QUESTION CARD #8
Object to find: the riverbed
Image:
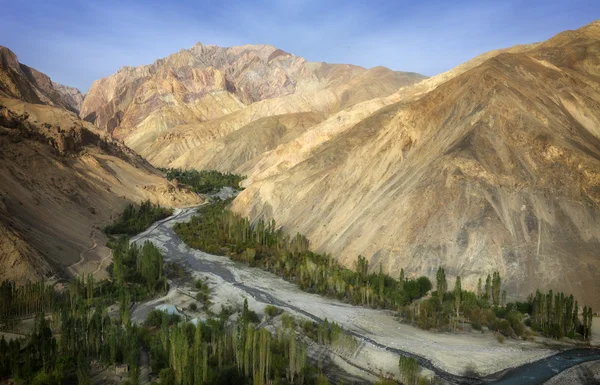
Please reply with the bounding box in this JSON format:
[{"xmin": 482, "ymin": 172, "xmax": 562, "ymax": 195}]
[{"xmin": 130, "ymin": 204, "xmax": 599, "ymax": 384}]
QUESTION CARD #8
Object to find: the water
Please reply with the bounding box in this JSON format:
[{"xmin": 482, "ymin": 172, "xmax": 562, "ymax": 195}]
[
  {"xmin": 488, "ymin": 349, "xmax": 600, "ymax": 385},
  {"xmin": 155, "ymin": 304, "xmax": 180, "ymax": 316},
  {"xmin": 138, "ymin": 207, "xmax": 600, "ymax": 385}
]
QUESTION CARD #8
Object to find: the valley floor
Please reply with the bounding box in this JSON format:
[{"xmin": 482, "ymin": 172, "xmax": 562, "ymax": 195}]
[{"xmin": 129, "ymin": 205, "xmax": 557, "ymax": 382}]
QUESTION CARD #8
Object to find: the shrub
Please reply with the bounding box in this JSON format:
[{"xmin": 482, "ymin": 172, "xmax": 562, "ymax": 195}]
[
  {"xmin": 159, "ymin": 368, "xmax": 175, "ymax": 385},
  {"xmin": 189, "ymin": 303, "xmax": 198, "ymax": 311},
  {"xmin": 265, "ymin": 305, "xmax": 280, "ymax": 318},
  {"xmin": 282, "ymin": 313, "xmax": 296, "ymax": 330},
  {"xmin": 497, "ymin": 319, "xmax": 514, "ymax": 337},
  {"xmin": 497, "ymin": 334, "xmax": 505, "ymax": 343}
]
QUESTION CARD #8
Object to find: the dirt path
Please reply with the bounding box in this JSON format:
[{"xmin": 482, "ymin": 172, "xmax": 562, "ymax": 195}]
[{"xmin": 67, "ymin": 229, "xmax": 112, "ymax": 278}]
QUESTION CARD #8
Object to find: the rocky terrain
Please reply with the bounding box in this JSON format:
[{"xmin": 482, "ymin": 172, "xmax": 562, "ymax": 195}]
[
  {"xmin": 79, "ymin": 22, "xmax": 600, "ymax": 309},
  {"xmin": 0, "ymin": 46, "xmax": 85, "ymax": 113},
  {"xmin": 80, "ymin": 43, "xmax": 425, "ymax": 166},
  {"xmin": 0, "ymin": 47, "xmax": 201, "ymax": 283},
  {"xmin": 231, "ymin": 21, "xmax": 600, "ymax": 308}
]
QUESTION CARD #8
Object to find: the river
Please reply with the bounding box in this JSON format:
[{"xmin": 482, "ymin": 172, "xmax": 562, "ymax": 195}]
[{"xmin": 131, "ymin": 204, "xmax": 600, "ymax": 384}]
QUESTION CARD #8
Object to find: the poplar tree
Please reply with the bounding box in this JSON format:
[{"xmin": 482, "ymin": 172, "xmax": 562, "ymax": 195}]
[
  {"xmin": 193, "ymin": 322, "xmax": 203, "ymax": 385},
  {"xmin": 492, "ymin": 272, "xmax": 501, "ymax": 306},
  {"xmin": 485, "ymin": 274, "xmax": 492, "ymax": 303},
  {"xmin": 436, "ymin": 267, "xmax": 447, "ymax": 303},
  {"xmin": 378, "ymin": 264, "xmax": 385, "ymax": 305},
  {"xmin": 454, "ymin": 276, "xmax": 461, "ymax": 318}
]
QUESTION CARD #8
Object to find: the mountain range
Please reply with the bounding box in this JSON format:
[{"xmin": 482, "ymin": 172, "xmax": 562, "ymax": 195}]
[{"xmin": 2, "ymin": 20, "xmax": 600, "ymax": 308}]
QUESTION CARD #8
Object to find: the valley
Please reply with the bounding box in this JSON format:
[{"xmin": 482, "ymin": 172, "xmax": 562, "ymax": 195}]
[
  {"xmin": 128, "ymin": 198, "xmax": 598, "ymax": 384},
  {"xmin": 1, "ymin": 6, "xmax": 600, "ymax": 384}
]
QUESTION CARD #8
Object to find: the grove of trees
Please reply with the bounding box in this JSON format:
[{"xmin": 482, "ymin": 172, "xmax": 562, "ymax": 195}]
[
  {"xmin": 104, "ymin": 200, "xmax": 173, "ymax": 235},
  {"xmin": 401, "ymin": 268, "xmax": 593, "ymax": 342},
  {"xmin": 174, "ymin": 199, "xmax": 432, "ymax": 310},
  {"xmin": 162, "ymin": 169, "xmax": 244, "ymax": 194}
]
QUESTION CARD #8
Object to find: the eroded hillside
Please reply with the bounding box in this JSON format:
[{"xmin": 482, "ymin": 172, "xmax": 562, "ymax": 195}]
[
  {"xmin": 232, "ymin": 20, "xmax": 600, "ymax": 308},
  {"xmin": 0, "ymin": 47, "xmax": 201, "ymax": 282}
]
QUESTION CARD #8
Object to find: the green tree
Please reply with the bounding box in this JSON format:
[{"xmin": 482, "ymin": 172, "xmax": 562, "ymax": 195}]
[
  {"xmin": 399, "ymin": 356, "xmax": 419, "ymax": 385},
  {"xmin": 485, "ymin": 274, "xmax": 492, "ymax": 303},
  {"xmin": 454, "ymin": 276, "xmax": 462, "ymax": 318},
  {"xmin": 436, "ymin": 267, "xmax": 447, "ymax": 303}
]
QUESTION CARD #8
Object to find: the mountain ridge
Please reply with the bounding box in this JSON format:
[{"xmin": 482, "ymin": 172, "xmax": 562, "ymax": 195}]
[{"xmin": 0, "ymin": 48, "xmax": 201, "ymax": 283}]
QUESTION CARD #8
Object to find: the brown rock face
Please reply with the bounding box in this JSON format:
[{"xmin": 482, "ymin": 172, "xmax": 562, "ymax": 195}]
[
  {"xmin": 232, "ymin": 20, "xmax": 600, "ymax": 308},
  {"xmin": 0, "ymin": 49, "xmax": 201, "ymax": 283},
  {"xmin": 80, "ymin": 43, "xmax": 426, "ymax": 163},
  {"xmin": 0, "ymin": 45, "xmax": 85, "ymax": 113}
]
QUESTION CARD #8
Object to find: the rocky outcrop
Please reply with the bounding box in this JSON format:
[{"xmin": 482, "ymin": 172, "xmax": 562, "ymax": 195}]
[{"xmin": 232, "ymin": 20, "xmax": 600, "ymax": 308}]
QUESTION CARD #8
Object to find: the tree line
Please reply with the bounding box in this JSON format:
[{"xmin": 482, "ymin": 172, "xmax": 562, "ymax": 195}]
[
  {"xmin": 174, "ymin": 199, "xmax": 432, "ymax": 311},
  {"xmin": 162, "ymin": 169, "xmax": 244, "ymax": 194},
  {"xmin": 0, "ymin": 269, "xmax": 337, "ymax": 385},
  {"xmin": 105, "ymin": 200, "xmax": 172, "ymax": 235},
  {"xmin": 401, "ymin": 267, "xmax": 593, "ymax": 342}
]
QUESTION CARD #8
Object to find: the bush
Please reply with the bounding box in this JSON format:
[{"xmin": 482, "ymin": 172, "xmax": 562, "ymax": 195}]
[
  {"xmin": 189, "ymin": 303, "xmax": 198, "ymax": 311},
  {"xmin": 471, "ymin": 321, "xmax": 482, "ymax": 331},
  {"xmin": 282, "ymin": 313, "xmax": 296, "ymax": 330},
  {"xmin": 507, "ymin": 310, "xmax": 525, "ymax": 337},
  {"xmin": 265, "ymin": 305, "xmax": 280, "ymax": 318},
  {"xmin": 497, "ymin": 319, "xmax": 514, "ymax": 337},
  {"xmin": 145, "ymin": 309, "xmax": 167, "ymax": 327},
  {"xmin": 159, "ymin": 368, "xmax": 175, "ymax": 385},
  {"xmin": 497, "ymin": 334, "xmax": 505, "ymax": 343}
]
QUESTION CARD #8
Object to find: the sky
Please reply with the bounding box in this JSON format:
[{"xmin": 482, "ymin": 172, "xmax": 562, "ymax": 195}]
[{"xmin": 1, "ymin": 0, "xmax": 599, "ymax": 92}]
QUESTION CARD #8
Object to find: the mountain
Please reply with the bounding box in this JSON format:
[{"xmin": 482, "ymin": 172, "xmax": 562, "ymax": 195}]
[
  {"xmin": 52, "ymin": 81, "xmax": 85, "ymax": 113},
  {"xmin": 80, "ymin": 43, "xmax": 426, "ymax": 166},
  {"xmin": 0, "ymin": 46, "xmax": 85, "ymax": 113},
  {"xmin": 0, "ymin": 48, "xmax": 201, "ymax": 283},
  {"xmin": 231, "ymin": 20, "xmax": 600, "ymax": 308}
]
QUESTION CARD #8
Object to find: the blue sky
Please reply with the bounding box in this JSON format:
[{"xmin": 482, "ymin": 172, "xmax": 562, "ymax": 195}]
[{"xmin": 1, "ymin": 0, "xmax": 598, "ymax": 92}]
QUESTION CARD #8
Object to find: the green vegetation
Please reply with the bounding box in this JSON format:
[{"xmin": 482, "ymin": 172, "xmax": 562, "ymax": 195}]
[
  {"xmin": 399, "ymin": 356, "xmax": 419, "ymax": 385},
  {"xmin": 0, "ymin": 280, "xmax": 57, "ymax": 328},
  {"xmin": 401, "ymin": 268, "xmax": 593, "ymax": 342},
  {"xmin": 265, "ymin": 305, "xmax": 281, "ymax": 318},
  {"xmin": 194, "ymin": 279, "xmax": 212, "ymax": 312},
  {"xmin": 174, "ymin": 199, "xmax": 431, "ymax": 310},
  {"xmin": 104, "ymin": 200, "xmax": 172, "ymax": 235},
  {"xmin": 530, "ymin": 290, "xmax": 594, "ymax": 340},
  {"xmin": 109, "ymin": 237, "xmax": 168, "ymax": 301},
  {"xmin": 163, "ymin": 168, "xmax": 244, "ymax": 194},
  {"xmin": 0, "ymin": 248, "xmax": 331, "ymax": 385}
]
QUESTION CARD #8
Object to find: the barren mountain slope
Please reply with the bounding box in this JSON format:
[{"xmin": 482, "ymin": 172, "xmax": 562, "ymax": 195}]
[
  {"xmin": 167, "ymin": 112, "xmax": 327, "ymax": 171},
  {"xmin": 0, "ymin": 99, "xmax": 201, "ymax": 282},
  {"xmin": 232, "ymin": 20, "xmax": 600, "ymax": 308},
  {"xmin": 0, "ymin": 49, "xmax": 201, "ymax": 282},
  {"xmin": 0, "ymin": 46, "xmax": 84, "ymax": 113},
  {"xmin": 80, "ymin": 43, "xmax": 425, "ymax": 163}
]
